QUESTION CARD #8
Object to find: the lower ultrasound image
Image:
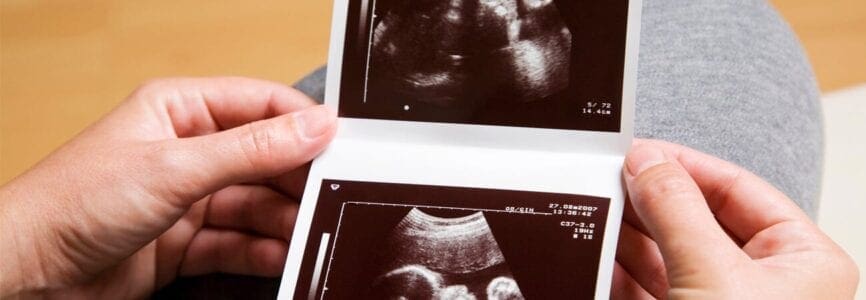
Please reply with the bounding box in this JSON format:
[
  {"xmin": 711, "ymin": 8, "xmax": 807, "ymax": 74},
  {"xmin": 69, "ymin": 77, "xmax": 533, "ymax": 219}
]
[
  {"xmin": 293, "ymin": 180, "xmax": 610, "ymax": 299},
  {"xmin": 338, "ymin": 0, "xmax": 630, "ymax": 131},
  {"xmin": 368, "ymin": 208, "xmax": 523, "ymax": 299}
]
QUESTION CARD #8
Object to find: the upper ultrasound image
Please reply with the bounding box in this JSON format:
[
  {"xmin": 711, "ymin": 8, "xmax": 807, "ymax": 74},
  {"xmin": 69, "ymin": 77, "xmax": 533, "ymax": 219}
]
[
  {"xmin": 369, "ymin": 0, "xmax": 571, "ymax": 108},
  {"xmin": 339, "ymin": 0, "xmax": 630, "ymax": 131}
]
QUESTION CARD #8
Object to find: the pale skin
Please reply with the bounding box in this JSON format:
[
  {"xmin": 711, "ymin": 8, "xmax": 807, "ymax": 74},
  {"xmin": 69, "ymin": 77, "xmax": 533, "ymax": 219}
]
[
  {"xmin": 0, "ymin": 78, "xmax": 858, "ymax": 299},
  {"xmin": 613, "ymin": 139, "xmax": 859, "ymax": 299}
]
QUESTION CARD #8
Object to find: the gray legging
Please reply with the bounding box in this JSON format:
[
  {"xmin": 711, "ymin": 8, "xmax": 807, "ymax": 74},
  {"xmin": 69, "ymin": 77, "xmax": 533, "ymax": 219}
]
[
  {"xmin": 155, "ymin": 0, "xmax": 823, "ymax": 297},
  {"xmin": 294, "ymin": 0, "xmax": 823, "ymax": 218}
]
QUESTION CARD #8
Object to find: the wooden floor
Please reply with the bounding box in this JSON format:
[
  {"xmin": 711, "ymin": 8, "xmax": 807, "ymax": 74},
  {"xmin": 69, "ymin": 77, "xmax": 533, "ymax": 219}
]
[{"xmin": 1, "ymin": 0, "xmax": 865, "ymax": 183}]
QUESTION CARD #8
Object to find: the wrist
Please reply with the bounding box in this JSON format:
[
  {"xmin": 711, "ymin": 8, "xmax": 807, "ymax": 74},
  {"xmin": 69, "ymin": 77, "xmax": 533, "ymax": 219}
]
[{"xmin": 0, "ymin": 184, "xmax": 51, "ymax": 297}]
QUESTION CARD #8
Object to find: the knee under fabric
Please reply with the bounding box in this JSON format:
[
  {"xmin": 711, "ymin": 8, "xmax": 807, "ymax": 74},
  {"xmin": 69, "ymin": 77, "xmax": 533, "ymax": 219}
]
[{"xmin": 293, "ymin": 0, "xmax": 822, "ymax": 219}]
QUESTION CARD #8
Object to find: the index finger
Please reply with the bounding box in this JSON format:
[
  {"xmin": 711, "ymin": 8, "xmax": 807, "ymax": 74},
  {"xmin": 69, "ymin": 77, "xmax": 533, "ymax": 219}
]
[
  {"xmin": 635, "ymin": 139, "xmax": 812, "ymax": 243},
  {"xmin": 132, "ymin": 77, "xmax": 318, "ymax": 137}
]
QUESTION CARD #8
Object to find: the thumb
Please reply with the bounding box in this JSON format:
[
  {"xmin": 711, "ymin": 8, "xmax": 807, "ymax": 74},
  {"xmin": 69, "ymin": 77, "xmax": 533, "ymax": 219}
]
[
  {"xmin": 623, "ymin": 144, "xmax": 742, "ymax": 278},
  {"xmin": 153, "ymin": 104, "xmax": 337, "ymax": 203}
]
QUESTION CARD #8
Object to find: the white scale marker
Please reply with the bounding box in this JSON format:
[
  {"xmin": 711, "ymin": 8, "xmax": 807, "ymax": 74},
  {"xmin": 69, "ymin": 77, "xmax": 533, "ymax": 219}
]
[{"xmin": 308, "ymin": 233, "xmax": 331, "ymax": 300}]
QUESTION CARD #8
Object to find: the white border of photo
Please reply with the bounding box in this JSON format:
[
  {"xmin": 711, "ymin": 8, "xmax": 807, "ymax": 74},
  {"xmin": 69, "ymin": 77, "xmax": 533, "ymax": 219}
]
[
  {"xmin": 278, "ymin": 0, "xmax": 642, "ymax": 298},
  {"xmin": 323, "ymin": 0, "xmax": 642, "ymax": 155}
]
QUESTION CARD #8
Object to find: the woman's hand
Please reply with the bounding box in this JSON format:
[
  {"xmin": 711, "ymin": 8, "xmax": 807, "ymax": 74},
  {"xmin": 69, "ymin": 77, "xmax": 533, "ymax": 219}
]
[
  {"xmin": 0, "ymin": 77, "xmax": 337, "ymax": 298},
  {"xmin": 614, "ymin": 139, "xmax": 859, "ymax": 299}
]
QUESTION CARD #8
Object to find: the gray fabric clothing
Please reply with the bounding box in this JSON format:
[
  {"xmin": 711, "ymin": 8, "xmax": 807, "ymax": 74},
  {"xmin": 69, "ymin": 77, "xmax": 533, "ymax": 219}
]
[
  {"xmin": 293, "ymin": 0, "xmax": 822, "ymax": 218},
  {"xmin": 636, "ymin": 0, "xmax": 822, "ymax": 218}
]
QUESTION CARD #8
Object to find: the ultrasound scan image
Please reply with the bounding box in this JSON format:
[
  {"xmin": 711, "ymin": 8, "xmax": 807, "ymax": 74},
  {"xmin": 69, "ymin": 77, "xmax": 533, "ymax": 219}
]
[
  {"xmin": 338, "ymin": 0, "xmax": 630, "ymax": 131},
  {"xmin": 368, "ymin": 0, "xmax": 571, "ymax": 108},
  {"xmin": 370, "ymin": 209, "xmax": 524, "ymax": 299},
  {"xmin": 294, "ymin": 180, "xmax": 611, "ymax": 299}
]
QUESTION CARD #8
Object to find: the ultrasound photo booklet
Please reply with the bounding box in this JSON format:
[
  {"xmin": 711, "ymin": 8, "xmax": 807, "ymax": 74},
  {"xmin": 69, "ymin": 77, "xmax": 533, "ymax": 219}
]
[{"xmin": 278, "ymin": 0, "xmax": 641, "ymax": 299}]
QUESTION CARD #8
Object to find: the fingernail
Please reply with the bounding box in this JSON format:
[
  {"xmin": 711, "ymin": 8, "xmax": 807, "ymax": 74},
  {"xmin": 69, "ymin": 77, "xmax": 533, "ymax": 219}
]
[
  {"xmin": 625, "ymin": 145, "xmax": 667, "ymax": 177},
  {"xmin": 293, "ymin": 105, "xmax": 336, "ymax": 140}
]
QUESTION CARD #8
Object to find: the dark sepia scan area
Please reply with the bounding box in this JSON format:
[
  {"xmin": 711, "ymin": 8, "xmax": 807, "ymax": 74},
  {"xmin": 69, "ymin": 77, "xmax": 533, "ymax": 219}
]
[
  {"xmin": 338, "ymin": 0, "xmax": 629, "ymax": 131},
  {"xmin": 370, "ymin": 0, "xmax": 571, "ymax": 111},
  {"xmin": 368, "ymin": 209, "xmax": 524, "ymax": 299},
  {"xmin": 294, "ymin": 180, "xmax": 610, "ymax": 299}
]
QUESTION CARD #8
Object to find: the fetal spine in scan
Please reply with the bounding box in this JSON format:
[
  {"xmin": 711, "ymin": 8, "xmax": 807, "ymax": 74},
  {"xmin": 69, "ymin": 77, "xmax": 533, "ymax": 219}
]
[
  {"xmin": 370, "ymin": 208, "xmax": 525, "ymax": 299},
  {"xmin": 370, "ymin": 0, "xmax": 571, "ymax": 107}
]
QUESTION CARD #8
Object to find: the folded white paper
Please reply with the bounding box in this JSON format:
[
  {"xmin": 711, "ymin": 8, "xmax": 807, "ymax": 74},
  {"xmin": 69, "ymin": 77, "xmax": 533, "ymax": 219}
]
[{"xmin": 278, "ymin": 0, "xmax": 641, "ymax": 298}]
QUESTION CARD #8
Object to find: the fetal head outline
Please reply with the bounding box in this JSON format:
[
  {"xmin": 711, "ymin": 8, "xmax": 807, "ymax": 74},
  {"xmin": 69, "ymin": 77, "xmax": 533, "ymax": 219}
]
[{"xmin": 369, "ymin": 265, "xmax": 445, "ymax": 299}]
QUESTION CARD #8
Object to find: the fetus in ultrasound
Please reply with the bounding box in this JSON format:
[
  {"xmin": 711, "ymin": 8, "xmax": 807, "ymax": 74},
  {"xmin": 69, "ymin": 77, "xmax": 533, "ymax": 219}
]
[
  {"xmin": 369, "ymin": 265, "xmax": 446, "ymax": 299},
  {"xmin": 368, "ymin": 0, "xmax": 571, "ymax": 110},
  {"xmin": 368, "ymin": 209, "xmax": 525, "ymax": 299}
]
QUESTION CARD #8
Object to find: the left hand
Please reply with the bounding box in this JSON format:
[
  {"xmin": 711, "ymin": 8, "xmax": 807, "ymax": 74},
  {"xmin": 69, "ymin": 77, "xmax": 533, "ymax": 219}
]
[{"xmin": 0, "ymin": 77, "xmax": 337, "ymax": 298}]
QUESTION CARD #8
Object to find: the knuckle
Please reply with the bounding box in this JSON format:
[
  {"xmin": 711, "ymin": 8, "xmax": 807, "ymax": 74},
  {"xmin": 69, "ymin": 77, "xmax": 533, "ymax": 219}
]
[
  {"xmin": 282, "ymin": 204, "xmax": 300, "ymax": 240},
  {"xmin": 831, "ymin": 243, "xmax": 861, "ymax": 287},
  {"xmin": 129, "ymin": 78, "xmax": 205, "ymax": 105},
  {"xmin": 236, "ymin": 188, "xmax": 258, "ymax": 226},
  {"xmin": 141, "ymin": 142, "xmax": 182, "ymax": 174},
  {"xmin": 139, "ymin": 141, "xmax": 203, "ymax": 203},
  {"xmin": 127, "ymin": 78, "xmax": 186, "ymax": 107},
  {"xmin": 248, "ymin": 243, "xmax": 274, "ymax": 274},
  {"xmin": 647, "ymin": 260, "xmax": 670, "ymax": 296},
  {"xmin": 633, "ymin": 164, "xmax": 697, "ymax": 204},
  {"xmin": 131, "ymin": 78, "xmax": 176, "ymax": 98},
  {"xmin": 208, "ymin": 185, "xmax": 236, "ymax": 204},
  {"xmin": 848, "ymin": 259, "xmax": 860, "ymax": 286},
  {"xmin": 237, "ymin": 121, "xmax": 283, "ymax": 172}
]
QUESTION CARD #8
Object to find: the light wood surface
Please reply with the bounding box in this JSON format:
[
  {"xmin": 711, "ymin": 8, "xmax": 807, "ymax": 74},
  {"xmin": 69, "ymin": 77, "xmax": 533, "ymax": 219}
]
[
  {"xmin": 1, "ymin": 1, "xmax": 333, "ymax": 182},
  {"xmin": 1, "ymin": 0, "xmax": 865, "ymax": 183},
  {"xmin": 769, "ymin": 0, "xmax": 866, "ymax": 91}
]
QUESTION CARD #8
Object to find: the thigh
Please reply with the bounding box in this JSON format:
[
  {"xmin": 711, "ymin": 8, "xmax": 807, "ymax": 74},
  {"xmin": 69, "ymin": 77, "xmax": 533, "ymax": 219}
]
[{"xmin": 636, "ymin": 0, "xmax": 822, "ymax": 217}]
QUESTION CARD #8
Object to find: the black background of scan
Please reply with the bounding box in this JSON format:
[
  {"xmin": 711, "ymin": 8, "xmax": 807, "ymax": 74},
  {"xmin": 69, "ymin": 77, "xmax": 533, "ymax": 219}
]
[
  {"xmin": 293, "ymin": 179, "xmax": 610, "ymax": 299},
  {"xmin": 337, "ymin": 0, "xmax": 630, "ymax": 132}
]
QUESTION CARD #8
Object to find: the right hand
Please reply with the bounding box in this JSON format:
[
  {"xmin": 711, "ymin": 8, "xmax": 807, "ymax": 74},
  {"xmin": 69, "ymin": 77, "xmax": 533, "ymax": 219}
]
[{"xmin": 613, "ymin": 139, "xmax": 859, "ymax": 299}]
